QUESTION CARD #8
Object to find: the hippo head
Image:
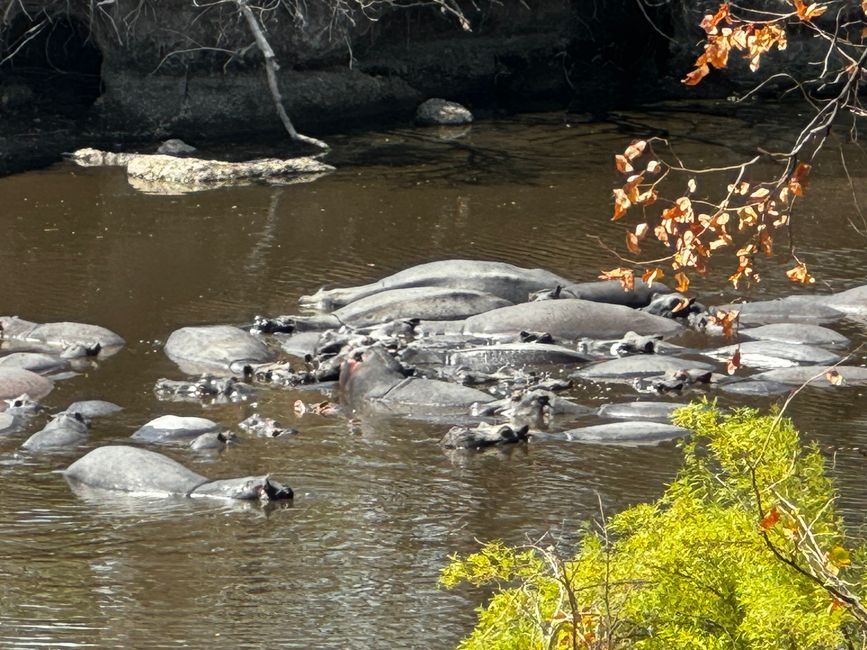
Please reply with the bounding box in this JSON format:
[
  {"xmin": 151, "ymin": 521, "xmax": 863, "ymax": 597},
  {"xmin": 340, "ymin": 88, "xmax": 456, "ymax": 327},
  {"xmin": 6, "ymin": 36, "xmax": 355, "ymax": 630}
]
[
  {"xmin": 190, "ymin": 475, "xmax": 294, "ymax": 501},
  {"xmin": 339, "ymin": 345, "xmax": 408, "ymax": 401}
]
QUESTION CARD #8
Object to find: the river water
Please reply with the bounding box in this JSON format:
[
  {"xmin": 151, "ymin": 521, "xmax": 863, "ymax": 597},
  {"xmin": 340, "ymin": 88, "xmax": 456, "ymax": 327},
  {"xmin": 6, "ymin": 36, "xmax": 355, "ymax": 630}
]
[{"xmin": 1, "ymin": 104, "xmax": 867, "ymax": 648}]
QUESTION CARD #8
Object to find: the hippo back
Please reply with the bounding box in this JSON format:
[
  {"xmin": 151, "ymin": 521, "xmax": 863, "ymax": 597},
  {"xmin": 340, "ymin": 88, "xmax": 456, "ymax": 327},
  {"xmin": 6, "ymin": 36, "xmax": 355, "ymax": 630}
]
[{"xmin": 64, "ymin": 446, "xmax": 208, "ymax": 496}]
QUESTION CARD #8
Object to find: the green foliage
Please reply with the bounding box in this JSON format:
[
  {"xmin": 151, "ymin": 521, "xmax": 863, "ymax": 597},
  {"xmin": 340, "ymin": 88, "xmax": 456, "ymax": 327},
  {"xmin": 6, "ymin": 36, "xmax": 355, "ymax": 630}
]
[{"xmin": 441, "ymin": 401, "xmax": 864, "ymax": 649}]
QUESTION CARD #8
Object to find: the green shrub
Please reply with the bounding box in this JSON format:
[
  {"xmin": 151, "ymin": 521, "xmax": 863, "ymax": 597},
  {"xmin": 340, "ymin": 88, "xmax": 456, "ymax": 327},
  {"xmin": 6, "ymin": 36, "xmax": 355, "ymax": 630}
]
[{"xmin": 441, "ymin": 402, "xmax": 866, "ymax": 649}]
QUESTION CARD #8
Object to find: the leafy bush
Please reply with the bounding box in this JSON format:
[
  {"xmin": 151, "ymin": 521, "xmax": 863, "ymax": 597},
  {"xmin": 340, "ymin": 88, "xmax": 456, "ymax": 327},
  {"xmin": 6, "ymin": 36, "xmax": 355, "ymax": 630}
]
[{"xmin": 441, "ymin": 402, "xmax": 866, "ymax": 649}]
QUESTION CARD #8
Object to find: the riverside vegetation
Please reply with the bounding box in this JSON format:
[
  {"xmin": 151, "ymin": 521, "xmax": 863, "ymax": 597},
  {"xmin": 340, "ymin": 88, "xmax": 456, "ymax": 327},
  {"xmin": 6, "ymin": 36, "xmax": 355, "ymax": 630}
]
[{"xmin": 441, "ymin": 402, "xmax": 867, "ymax": 649}]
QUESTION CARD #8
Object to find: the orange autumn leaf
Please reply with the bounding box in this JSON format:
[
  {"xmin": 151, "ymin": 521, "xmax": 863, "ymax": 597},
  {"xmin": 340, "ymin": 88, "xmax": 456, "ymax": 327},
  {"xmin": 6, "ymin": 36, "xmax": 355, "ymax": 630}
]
[
  {"xmin": 726, "ymin": 347, "xmax": 741, "ymax": 375},
  {"xmin": 700, "ymin": 3, "xmax": 730, "ymax": 32},
  {"xmin": 786, "ymin": 261, "xmax": 815, "ymax": 284},
  {"xmin": 711, "ymin": 309, "xmax": 740, "ymax": 338},
  {"xmin": 624, "ymin": 140, "xmax": 647, "ymax": 161},
  {"xmin": 615, "ymin": 154, "xmax": 634, "ymax": 174},
  {"xmin": 626, "ymin": 230, "xmax": 641, "ymax": 255},
  {"xmin": 794, "ymin": 0, "xmax": 828, "ymax": 21},
  {"xmin": 674, "ymin": 271, "xmax": 690, "ymax": 293},
  {"xmin": 787, "ymin": 161, "xmax": 811, "ymax": 197},
  {"xmin": 642, "ymin": 267, "xmax": 664, "ymax": 287},
  {"xmin": 598, "ymin": 267, "xmax": 635, "ymax": 291},
  {"xmin": 612, "ymin": 188, "xmax": 632, "ymax": 221},
  {"xmin": 635, "ymin": 222, "xmax": 650, "ymax": 240},
  {"xmin": 760, "ymin": 507, "xmax": 779, "ymax": 529},
  {"xmin": 683, "ymin": 63, "xmax": 710, "ymax": 86}
]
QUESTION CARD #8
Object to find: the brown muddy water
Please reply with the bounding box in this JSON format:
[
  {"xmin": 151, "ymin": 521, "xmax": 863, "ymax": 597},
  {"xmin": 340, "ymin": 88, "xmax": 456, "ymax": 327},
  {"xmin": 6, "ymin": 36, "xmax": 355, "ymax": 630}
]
[{"xmin": 2, "ymin": 104, "xmax": 867, "ymax": 648}]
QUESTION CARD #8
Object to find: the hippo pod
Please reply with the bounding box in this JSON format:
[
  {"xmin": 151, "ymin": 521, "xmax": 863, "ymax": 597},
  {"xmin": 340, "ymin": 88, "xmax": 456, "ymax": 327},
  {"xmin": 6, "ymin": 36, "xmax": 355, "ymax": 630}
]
[
  {"xmin": 64, "ymin": 446, "xmax": 292, "ymax": 501},
  {"xmin": 299, "ymin": 259, "xmax": 575, "ymax": 311}
]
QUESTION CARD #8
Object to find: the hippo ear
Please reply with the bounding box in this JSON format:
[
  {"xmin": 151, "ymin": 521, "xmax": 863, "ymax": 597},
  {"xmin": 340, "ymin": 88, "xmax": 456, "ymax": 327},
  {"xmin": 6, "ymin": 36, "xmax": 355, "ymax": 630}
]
[{"xmin": 514, "ymin": 424, "xmax": 530, "ymax": 439}]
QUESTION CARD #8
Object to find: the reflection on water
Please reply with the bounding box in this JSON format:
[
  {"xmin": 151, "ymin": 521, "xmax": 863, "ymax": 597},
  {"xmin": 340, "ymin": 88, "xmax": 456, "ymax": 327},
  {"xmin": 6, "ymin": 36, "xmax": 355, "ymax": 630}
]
[{"xmin": 1, "ymin": 105, "xmax": 867, "ymax": 648}]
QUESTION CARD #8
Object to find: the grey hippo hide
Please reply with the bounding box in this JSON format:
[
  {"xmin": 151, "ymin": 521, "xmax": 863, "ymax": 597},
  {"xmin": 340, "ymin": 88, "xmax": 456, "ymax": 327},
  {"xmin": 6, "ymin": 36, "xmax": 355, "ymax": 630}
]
[
  {"xmin": 300, "ymin": 259, "xmax": 574, "ymax": 310},
  {"xmin": 64, "ymin": 446, "xmax": 292, "ymax": 501},
  {"xmin": 339, "ymin": 346, "xmax": 495, "ymax": 417},
  {"xmin": 164, "ymin": 325, "xmax": 274, "ymax": 375},
  {"xmin": 0, "ymin": 316, "xmax": 124, "ymax": 352}
]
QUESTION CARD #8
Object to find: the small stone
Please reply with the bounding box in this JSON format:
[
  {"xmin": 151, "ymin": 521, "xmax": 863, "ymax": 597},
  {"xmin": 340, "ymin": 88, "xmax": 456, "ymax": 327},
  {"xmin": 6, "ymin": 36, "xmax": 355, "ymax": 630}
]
[
  {"xmin": 157, "ymin": 138, "xmax": 197, "ymax": 155},
  {"xmin": 416, "ymin": 98, "xmax": 473, "ymax": 126}
]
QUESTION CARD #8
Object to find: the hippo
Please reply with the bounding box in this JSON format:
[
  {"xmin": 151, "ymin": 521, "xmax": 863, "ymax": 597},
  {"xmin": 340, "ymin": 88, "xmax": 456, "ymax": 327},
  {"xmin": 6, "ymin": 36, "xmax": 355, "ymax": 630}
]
[
  {"xmin": 164, "ymin": 325, "xmax": 274, "ymax": 375},
  {"xmin": 64, "ymin": 400, "xmax": 123, "ymax": 418},
  {"xmin": 440, "ymin": 423, "xmax": 530, "ymax": 449},
  {"xmin": 533, "ymin": 278, "xmax": 672, "ymax": 308},
  {"xmin": 0, "ymin": 368, "xmax": 53, "ymax": 400},
  {"xmin": 442, "ymin": 343, "xmax": 591, "ymax": 374},
  {"xmin": 816, "ymin": 284, "xmax": 867, "ymax": 316},
  {"xmin": 710, "ymin": 297, "xmax": 843, "ymax": 326},
  {"xmin": 574, "ymin": 356, "xmax": 714, "ymax": 381},
  {"xmin": 0, "ymin": 412, "xmax": 18, "ymax": 435},
  {"xmin": 0, "ymin": 316, "xmax": 124, "ymax": 352},
  {"xmin": 540, "ymin": 421, "xmax": 689, "ymax": 445},
  {"xmin": 289, "ymin": 287, "xmax": 513, "ymax": 331},
  {"xmin": 299, "ymin": 259, "xmax": 574, "ymax": 311},
  {"xmin": 0, "ymin": 352, "xmax": 70, "ymax": 374},
  {"xmin": 190, "ymin": 431, "xmax": 237, "ymax": 451},
  {"xmin": 705, "ymin": 341, "xmax": 841, "ymax": 369},
  {"xmin": 132, "ymin": 415, "xmax": 222, "ymax": 443},
  {"xmin": 339, "ymin": 346, "xmax": 495, "ymax": 417},
  {"xmin": 20, "ymin": 412, "xmax": 89, "ymax": 451},
  {"xmin": 154, "ymin": 375, "xmax": 255, "ymax": 402},
  {"xmin": 749, "ymin": 365, "xmax": 867, "ymax": 386},
  {"xmin": 64, "ymin": 446, "xmax": 292, "ymax": 500},
  {"xmin": 596, "ymin": 401, "xmax": 681, "ymax": 421},
  {"xmin": 738, "ymin": 323, "xmax": 849, "ymax": 347},
  {"xmin": 719, "ymin": 380, "xmax": 790, "ymax": 396},
  {"xmin": 239, "ymin": 414, "xmax": 297, "ymax": 438},
  {"xmin": 459, "ymin": 299, "xmax": 683, "ymax": 341}
]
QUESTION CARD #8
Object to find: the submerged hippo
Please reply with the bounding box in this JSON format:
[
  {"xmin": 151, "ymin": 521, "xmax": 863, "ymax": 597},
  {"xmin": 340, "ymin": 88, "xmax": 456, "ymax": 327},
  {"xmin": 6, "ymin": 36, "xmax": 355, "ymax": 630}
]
[
  {"xmin": 440, "ymin": 423, "xmax": 530, "ymax": 449},
  {"xmin": 738, "ymin": 323, "xmax": 849, "ymax": 347},
  {"xmin": 340, "ymin": 346, "xmax": 495, "ymax": 417},
  {"xmin": 0, "ymin": 352, "xmax": 70, "ymax": 375},
  {"xmin": 299, "ymin": 259, "xmax": 574, "ymax": 310},
  {"xmin": 0, "ymin": 368, "xmax": 53, "ymax": 401},
  {"xmin": 0, "ymin": 316, "xmax": 124, "ymax": 352},
  {"xmin": 705, "ymin": 341, "xmax": 841, "ymax": 369},
  {"xmin": 20, "ymin": 412, "xmax": 89, "ymax": 451},
  {"xmin": 64, "ymin": 446, "xmax": 292, "ymax": 500},
  {"xmin": 132, "ymin": 415, "xmax": 222, "ymax": 443},
  {"xmin": 710, "ymin": 297, "xmax": 843, "ymax": 326},
  {"xmin": 542, "ymin": 421, "xmax": 689, "ymax": 445},
  {"xmin": 533, "ymin": 279, "xmax": 672, "ymax": 308},
  {"xmin": 575, "ymin": 356, "xmax": 714, "ymax": 381},
  {"xmin": 164, "ymin": 325, "xmax": 274, "ymax": 374}
]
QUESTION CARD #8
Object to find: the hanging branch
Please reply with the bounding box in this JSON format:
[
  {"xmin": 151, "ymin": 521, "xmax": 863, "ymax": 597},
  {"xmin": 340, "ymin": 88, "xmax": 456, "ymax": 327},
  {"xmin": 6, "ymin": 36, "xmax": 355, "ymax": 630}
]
[{"xmin": 235, "ymin": 0, "xmax": 329, "ymax": 150}]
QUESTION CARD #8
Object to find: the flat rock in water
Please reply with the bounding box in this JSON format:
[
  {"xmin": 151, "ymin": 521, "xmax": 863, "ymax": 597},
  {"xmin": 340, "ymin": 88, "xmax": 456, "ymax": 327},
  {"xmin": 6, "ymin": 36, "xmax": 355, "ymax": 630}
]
[
  {"xmin": 550, "ymin": 421, "xmax": 689, "ymax": 445},
  {"xmin": 0, "ymin": 368, "xmax": 53, "ymax": 400},
  {"xmin": 462, "ymin": 299, "xmax": 682, "ymax": 341},
  {"xmin": 132, "ymin": 415, "xmax": 222, "ymax": 442},
  {"xmin": 706, "ymin": 341, "xmax": 841, "ymax": 369},
  {"xmin": 739, "ymin": 323, "xmax": 849, "ymax": 347},
  {"xmin": 0, "ymin": 352, "xmax": 69, "ymax": 374},
  {"xmin": 597, "ymin": 401, "xmax": 681, "ymax": 421},
  {"xmin": 164, "ymin": 325, "xmax": 274, "ymax": 374},
  {"xmin": 575, "ymin": 356, "xmax": 713, "ymax": 380},
  {"xmin": 750, "ymin": 365, "xmax": 867, "ymax": 386},
  {"xmin": 65, "ymin": 400, "xmax": 123, "ymax": 418}
]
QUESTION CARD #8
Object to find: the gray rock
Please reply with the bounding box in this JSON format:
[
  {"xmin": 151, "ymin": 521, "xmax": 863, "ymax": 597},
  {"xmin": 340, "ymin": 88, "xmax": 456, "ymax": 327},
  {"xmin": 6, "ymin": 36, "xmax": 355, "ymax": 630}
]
[
  {"xmin": 132, "ymin": 415, "xmax": 222, "ymax": 443},
  {"xmin": 416, "ymin": 98, "xmax": 473, "ymax": 126},
  {"xmin": 157, "ymin": 138, "xmax": 197, "ymax": 155}
]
